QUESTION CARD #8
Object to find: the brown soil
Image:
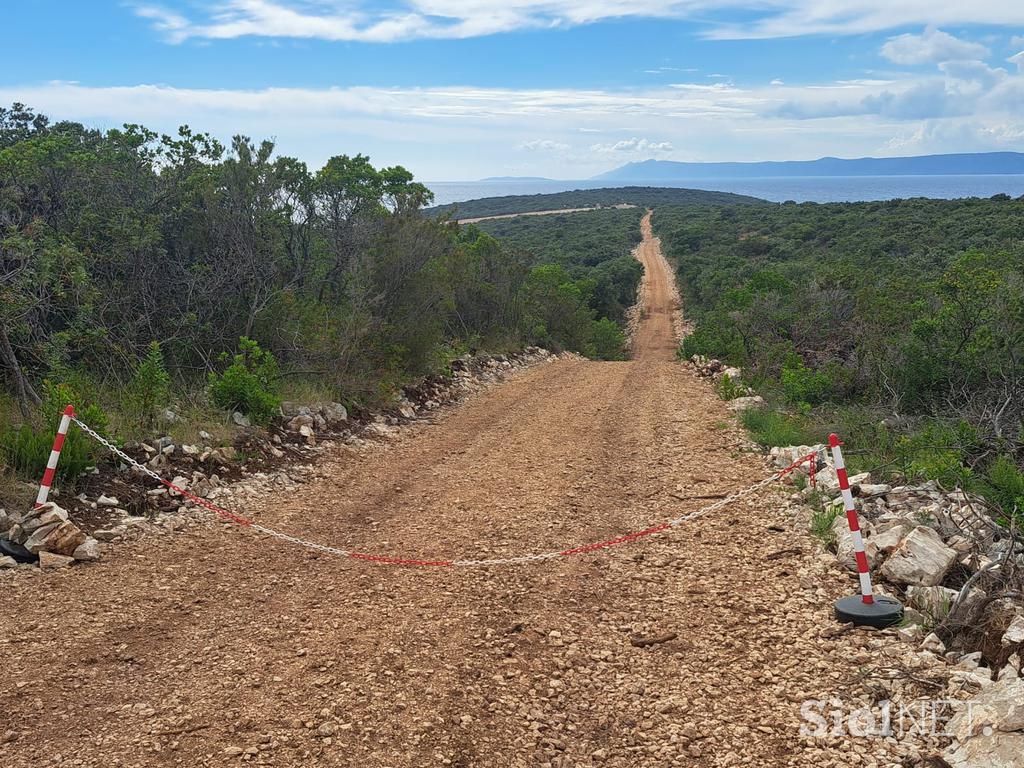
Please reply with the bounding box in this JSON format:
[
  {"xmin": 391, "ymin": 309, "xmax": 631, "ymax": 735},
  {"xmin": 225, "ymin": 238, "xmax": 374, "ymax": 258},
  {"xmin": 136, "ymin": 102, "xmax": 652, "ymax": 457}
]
[
  {"xmin": 630, "ymin": 212, "xmax": 682, "ymax": 360},
  {"xmin": 0, "ymin": 219, "xmax": 923, "ymax": 767}
]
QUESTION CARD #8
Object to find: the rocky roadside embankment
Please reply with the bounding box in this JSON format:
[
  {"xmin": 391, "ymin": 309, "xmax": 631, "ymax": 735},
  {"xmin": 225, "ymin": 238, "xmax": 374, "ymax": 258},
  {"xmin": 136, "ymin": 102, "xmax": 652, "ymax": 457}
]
[
  {"xmin": 0, "ymin": 347, "xmax": 563, "ymax": 573},
  {"xmin": 691, "ymin": 355, "xmax": 1024, "ymax": 767}
]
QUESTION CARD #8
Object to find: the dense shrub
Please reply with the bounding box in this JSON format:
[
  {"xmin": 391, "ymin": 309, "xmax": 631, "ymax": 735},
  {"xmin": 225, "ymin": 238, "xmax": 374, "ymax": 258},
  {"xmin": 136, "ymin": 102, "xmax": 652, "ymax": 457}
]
[
  {"xmin": 739, "ymin": 408, "xmax": 815, "ymax": 447},
  {"xmin": 208, "ymin": 338, "xmax": 282, "ymax": 425},
  {"xmin": 126, "ymin": 341, "xmax": 171, "ymax": 430},
  {"xmin": 780, "ymin": 358, "xmax": 831, "ymax": 406},
  {"xmin": 0, "ymin": 382, "xmax": 108, "ymax": 481},
  {"xmin": 657, "ymin": 198, "xmax": 1024, "ymax": 508},
  {"xmin": 588, "ymin": 318, "xmax": 627, "ymax": 361},
  {"xmin": 476, "ymin": 208, "xmax": 644, "ymax": 355},
  {"xmin": 0, "ymin": 104, "xmax": 658, "ymax": 458},
  {"xmin": 976, "ymin": 455, "xmax": 1024, "ymax": 522}
]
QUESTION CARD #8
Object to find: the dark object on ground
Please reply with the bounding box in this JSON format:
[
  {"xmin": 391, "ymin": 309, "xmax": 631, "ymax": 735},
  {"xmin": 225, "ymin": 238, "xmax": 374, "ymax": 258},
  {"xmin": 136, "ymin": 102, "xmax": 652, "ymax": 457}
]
[
  {"xmin": 834, "ymin": 595, "xmax": 903, "ymax": 628},
  {"xmin": 0, "ymin": 538, "xmax": 37, "ymax": 564}
]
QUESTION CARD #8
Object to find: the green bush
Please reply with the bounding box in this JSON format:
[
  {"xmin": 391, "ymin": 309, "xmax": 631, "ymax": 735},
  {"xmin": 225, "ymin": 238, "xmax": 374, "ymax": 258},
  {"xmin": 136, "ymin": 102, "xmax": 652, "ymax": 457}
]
[
  {"xmin": 208, "ymin": 337, "xmax": 281, "ymax": 425},
  {"xmin": 679, "ymin": 321, "xmax": 744, "ymax": 363},
  {"xmin": 780, "ymin": 358, "xmax": 831, "ymax": 406},
  {"xmin": 588, "ymin": 317, "xmax": 627, "ymax": 360},
  {"xmin": 716, "ymin": 373, "xmax": 745, "ymax": 401},
  {"xmin": 0, "ymin": 381, "xmax": 109, "ymax": 482},
  {"xmin": 889, "ymin": 421, "xmax": 978, "ymax": 487},
  {"xmin": 739, "ymin": 407, "xmax": 816, "ymax": 447},
  {"xmin": 976, "ymin": 455, "xmax": 1024, "ymax": 520},
  {"xmin": 126, "ymin": 341, "xmax": 171, "ymax": 430},
  {"xmin": 810, "ymin": 503, "xmax": 841, "ymax": 548}
]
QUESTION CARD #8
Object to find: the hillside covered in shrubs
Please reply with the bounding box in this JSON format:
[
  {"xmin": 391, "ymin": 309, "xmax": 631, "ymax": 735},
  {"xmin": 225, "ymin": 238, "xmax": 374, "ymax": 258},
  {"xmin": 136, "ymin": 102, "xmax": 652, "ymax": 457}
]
[
  {"xmin": 655, "ymin": 196, "xmax": 1024, "ymax": 518},
  {"xmin": 0, "ymin": 105, "xmax": 658, "ymax": 488},
  {"xmin": 426, "ymin": 185, "xmax": 763, "ymax": 220}
]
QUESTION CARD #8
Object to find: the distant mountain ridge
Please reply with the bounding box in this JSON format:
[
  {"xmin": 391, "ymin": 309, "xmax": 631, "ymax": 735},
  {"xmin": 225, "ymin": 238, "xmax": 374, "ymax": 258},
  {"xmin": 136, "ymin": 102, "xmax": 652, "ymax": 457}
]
[{"xmin": 595, "ymin": 152, "xmax": 1024, "ymax": 181}]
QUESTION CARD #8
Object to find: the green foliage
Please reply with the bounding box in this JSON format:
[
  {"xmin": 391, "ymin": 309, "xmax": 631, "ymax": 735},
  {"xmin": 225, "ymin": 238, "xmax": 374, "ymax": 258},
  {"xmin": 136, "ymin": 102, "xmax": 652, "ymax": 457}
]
[
  {"xmin": 477, "ymin": 208, "xmax": 643, "ymax": 277},
  {"xmin": 892, "ymin": 421, "xmax": 979, "ymax": 488},
  {"xmin": 208, "ymin": 338, "xmax": 281, "ymax": 425},
  {"xmin": 427, "ymin": 186, "xmax": 762, "ymax": 220},
  {"xmin": 975, "ymin": 455, "xmax": 1024, "ymax": 520},
  {"xmin": 656, "ymin": 196, "xmax": 1024, "ymax": 511},
  {"xmin": 810, "ymin": 503, "xmax": 841, "ymax": 549},
  {"xmin": 521, "ymin": 264, "xmax": 594, "ymax": 352},
  {"xmin": 716, "ymin": 373, "xmax": 745, "ymax": 401},
  {"xmin": 739, "ymin": 408, "xmax": 816, "ymax": 447},
  {"xmin": 126, "ymin": 341, "xmax": 171, "ymax": 430},
  {"xmin": 476, "ymin": 208, "xmax": 644, "ymax": 357},
  {"xmin": 780, "ymin": 357, "xmax": 832, "ymax": 406},
  {"xmin": 680, "ymin": 321, "xmax": 746, "ymax": 363},
  {"xmin": 0, "ymin": 381, "xmax": 108, "ymax": 482},
  {"xmin": 588, "ymin": 318, "xmax": 627, "ymax": 361}
]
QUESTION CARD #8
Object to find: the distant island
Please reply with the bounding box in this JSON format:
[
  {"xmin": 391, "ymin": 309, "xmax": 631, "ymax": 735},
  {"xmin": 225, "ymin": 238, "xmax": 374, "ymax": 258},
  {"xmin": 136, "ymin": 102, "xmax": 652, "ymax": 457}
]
[
  {"xmin": 595, "ymin": 152, "xmax": 1024, "ymax": 181},
  {"xmin": 477, "ymin": 176, "xmax": 555, "ymax": 182}
]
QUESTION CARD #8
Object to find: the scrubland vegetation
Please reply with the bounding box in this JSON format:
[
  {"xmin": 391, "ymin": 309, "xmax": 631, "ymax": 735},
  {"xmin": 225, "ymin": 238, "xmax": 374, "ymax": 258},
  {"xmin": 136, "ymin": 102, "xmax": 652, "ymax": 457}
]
[
  {"xmin": 4, "ymin": 98, "xmax": 1022, "ymax": 522},
  {"xmin": 655, "ymin": 197, "xmax": 1024, "ymax": 518},
  {"xmin": 474, "ymin": 207, "xmax": 647, "ymax": 357},
  {"xmin": 427, "ymin": 186, "xmax": 762, "ymax": 220},
  {"xmin": 0, "ymin": 105, "xmax": 641, "ymax": 487}
]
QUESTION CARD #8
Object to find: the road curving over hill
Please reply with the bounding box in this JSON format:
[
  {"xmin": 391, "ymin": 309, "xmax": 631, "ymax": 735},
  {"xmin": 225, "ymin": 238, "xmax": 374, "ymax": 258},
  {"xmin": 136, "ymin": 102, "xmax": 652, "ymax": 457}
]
[{"xmin": 1, "ymin": 214, "xmax": 922, "ymax": 767}]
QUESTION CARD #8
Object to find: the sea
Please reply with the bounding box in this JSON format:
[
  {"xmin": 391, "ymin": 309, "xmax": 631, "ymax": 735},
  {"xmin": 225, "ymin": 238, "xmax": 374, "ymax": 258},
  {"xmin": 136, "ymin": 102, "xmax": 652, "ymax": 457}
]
[{"xmin": 425, "ymin": 175, "xmax": 1024, "ymax": 206}]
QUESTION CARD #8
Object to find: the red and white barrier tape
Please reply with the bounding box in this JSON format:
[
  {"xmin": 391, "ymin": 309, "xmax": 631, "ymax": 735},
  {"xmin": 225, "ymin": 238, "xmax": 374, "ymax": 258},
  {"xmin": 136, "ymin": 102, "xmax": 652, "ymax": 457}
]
[{"xmin": 70, "ymin": 415, "xmax": 817, "ymax": 568}]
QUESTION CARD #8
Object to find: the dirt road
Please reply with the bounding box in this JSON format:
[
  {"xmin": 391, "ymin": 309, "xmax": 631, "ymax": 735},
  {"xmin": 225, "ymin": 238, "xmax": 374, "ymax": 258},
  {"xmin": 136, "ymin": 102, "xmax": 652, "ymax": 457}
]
[
  {"xmin": 630, "ymin": 212, "xmax": 682, "ymax": 360},
  {"xmin": 1, "ymin": 219, "xmax": 908, "ymax": 767}
]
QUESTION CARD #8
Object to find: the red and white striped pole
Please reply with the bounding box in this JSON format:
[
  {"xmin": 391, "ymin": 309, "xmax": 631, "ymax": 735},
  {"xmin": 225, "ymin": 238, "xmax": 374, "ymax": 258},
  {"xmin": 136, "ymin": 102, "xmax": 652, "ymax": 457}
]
[
  {"xmin": 828, "ymin": 433, "xmax": 873, "ymax": 603},
  {"xmin": 34, "ymin": 405, "xmax": 75, "ymax": 509},
  {"xmin": 829, "ymin": 432, "xmax": 903, "ymax": 627}
]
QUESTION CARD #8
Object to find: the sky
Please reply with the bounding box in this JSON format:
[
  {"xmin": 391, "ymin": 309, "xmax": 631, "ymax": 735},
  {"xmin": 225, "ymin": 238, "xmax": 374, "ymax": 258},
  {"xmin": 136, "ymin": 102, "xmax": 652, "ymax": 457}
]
[{"xmin": 3, "ymin": 2, "xmax": 1024, "ymax": 180}]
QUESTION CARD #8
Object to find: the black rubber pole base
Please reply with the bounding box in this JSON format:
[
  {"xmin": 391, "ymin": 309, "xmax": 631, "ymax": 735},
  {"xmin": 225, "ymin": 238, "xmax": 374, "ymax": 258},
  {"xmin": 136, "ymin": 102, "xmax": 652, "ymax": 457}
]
[
  {"xmin": 0, "ymin": 538, "xmax": 37, "ymax": 564},
  {"xmin": 835, "ymin": 595, "xmax": 903, "ymax": 628}
]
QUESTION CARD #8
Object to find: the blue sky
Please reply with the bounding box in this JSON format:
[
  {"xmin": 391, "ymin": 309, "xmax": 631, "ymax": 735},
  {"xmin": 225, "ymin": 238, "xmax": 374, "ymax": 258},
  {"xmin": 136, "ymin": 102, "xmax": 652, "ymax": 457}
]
[{"xmin": 3, "ymin": 2, "xmax": 1024, "ymax": 179}]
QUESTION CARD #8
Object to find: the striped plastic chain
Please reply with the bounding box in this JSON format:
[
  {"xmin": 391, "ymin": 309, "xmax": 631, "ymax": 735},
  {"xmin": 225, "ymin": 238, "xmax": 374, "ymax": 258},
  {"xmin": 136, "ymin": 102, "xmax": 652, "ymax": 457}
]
[{"xmin": 71, "ymin": 416, "xmax": 817, "ymax": 567}]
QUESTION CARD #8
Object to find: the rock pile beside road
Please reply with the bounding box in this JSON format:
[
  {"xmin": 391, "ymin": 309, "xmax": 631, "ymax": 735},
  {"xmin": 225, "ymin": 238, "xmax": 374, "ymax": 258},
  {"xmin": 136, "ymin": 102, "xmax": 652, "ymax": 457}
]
[
  {"xmin": 278, "ymin": 347, "xmax": 560, "ymax": 447},
  {"xmin": 0, "ymin": 502, "xmax": 102, "ymax": 569},
  {"xmin": 773, "ymin": 443, "xmax": 1024, "ymax": 767},
  {"xmin": 687, "ymin": 356, "xmax": 764, "ymax": 411},
  {"xmin": 1, "ymin": 346, "xmax": 561, "ymax": 574}
]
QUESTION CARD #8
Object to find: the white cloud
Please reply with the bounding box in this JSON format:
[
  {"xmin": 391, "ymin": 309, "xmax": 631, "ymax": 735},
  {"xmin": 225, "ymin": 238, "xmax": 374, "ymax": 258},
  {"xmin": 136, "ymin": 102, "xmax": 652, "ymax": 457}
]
[
  {"xmin": 1010, "ymin": 51, "xmax": 1024, "ymax": 72},
  {"xmin": 880, "ymin": 28, "xmax": 989, "ymax": 65},
  {"xmin": 133, "ymin": 1, "xmax": 1024, "ymax": 44},
  {"xmin": 887, "ymin": 119, "xmax": 1024, "ymax": 153},
  {"xmin": 519, "ymin": 139, "xmax": 570, "ymax": 151},
  {"xmin": 707, "ymin": 2, "xmax": 1024, "ymax": 39},
  {"xmin": 590, "ymin": 137, "xmax": 675, "ymax": 154},
  {"xmin": 5, "ymin": 59, "xmax": 1023, "ymax": 177},
  {"xmin": 134, "ymin": 0, "xmax": 698, "ymax": 43},
  {"xmin": 134, "ymin": 4, "xmax": 191, "ymax": 38},
  {"xmin": 862, "ymin": 81, "xmax": 972, "ymax": 120}
]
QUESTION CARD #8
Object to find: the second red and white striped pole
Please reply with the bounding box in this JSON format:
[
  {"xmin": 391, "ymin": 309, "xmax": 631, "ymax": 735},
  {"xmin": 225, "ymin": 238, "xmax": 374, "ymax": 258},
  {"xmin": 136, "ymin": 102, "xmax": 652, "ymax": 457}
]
[
  {"xmin": 34, "ymin": 405, "xmax": 75, "ymax": 509},
  {"xmin": 829, "ymin": 433, "xmax": 874, "ymax": 603},
  {"xmin": 828, "ymin": 432, "xmax": 903, "ymax": 627}
]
